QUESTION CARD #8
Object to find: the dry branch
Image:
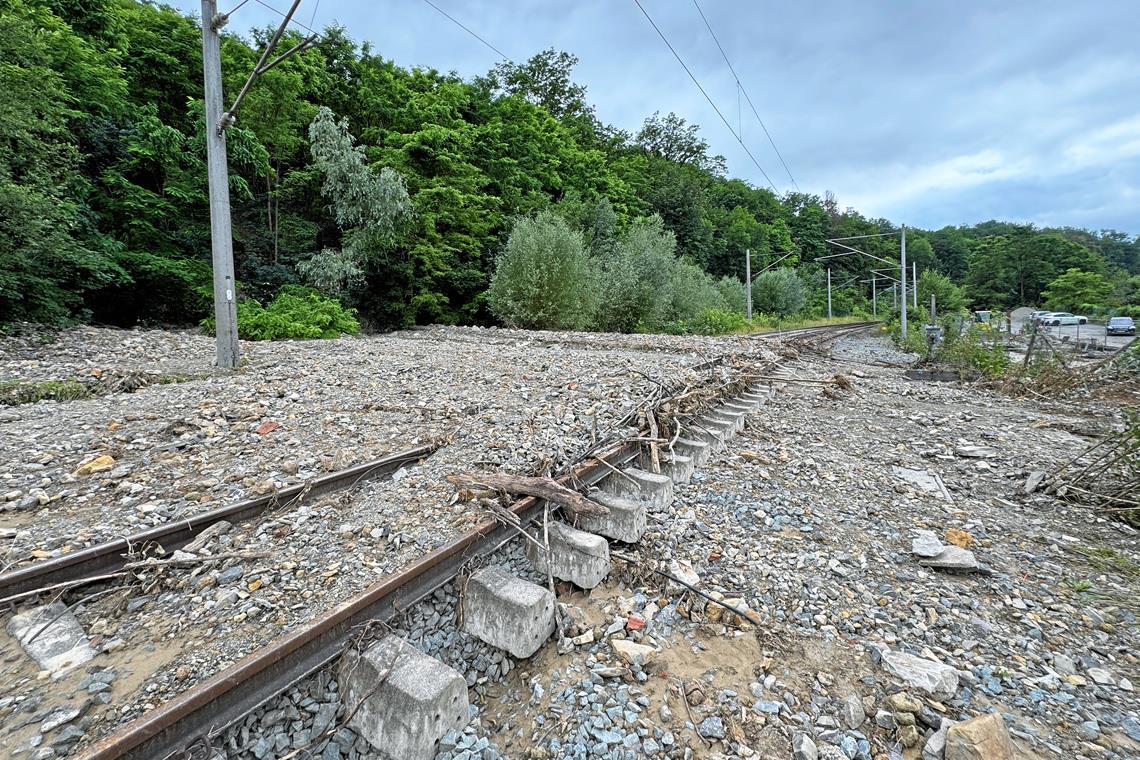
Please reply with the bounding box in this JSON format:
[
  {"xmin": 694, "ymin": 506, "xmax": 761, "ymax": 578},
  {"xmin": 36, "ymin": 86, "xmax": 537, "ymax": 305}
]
[{"xmin": 446, "ymin": 473, "xmax": 609, "ymax": 518}]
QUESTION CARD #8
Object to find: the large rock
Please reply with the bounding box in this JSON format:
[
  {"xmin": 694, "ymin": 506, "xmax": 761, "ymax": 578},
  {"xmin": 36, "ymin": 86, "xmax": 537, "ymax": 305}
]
[
  {"xmin": 880, "ymin": 650, "xmax": 959, "ymax": 701},
  {"xmin": 910, "ymin": 529, "xmax": 944, "ymax": 558},
  {"xmin": 610, "ymin": 638, "xmax": 656, "ymax": 667},
  {"xmin": 919, "ymin": 545, "xmax": 980, "ymax": 572},
  {"xmin": 944, "ymin": 713, "xmax": 1014, "ymax": 760}
]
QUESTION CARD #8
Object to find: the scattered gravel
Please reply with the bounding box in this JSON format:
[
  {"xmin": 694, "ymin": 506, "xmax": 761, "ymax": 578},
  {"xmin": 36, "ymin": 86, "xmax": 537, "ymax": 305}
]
[
  {"xmin": 4, "ymin": 327, "xmax": 1137, "ymax": 760},
  {"xmin": 0, "ymin": 325, "xmax": 772, "ymax": 756}
]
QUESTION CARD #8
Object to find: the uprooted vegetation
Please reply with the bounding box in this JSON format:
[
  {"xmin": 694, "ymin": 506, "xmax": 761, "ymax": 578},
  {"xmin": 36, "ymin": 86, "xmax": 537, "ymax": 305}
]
[
  {"xmin": 1046, "ymin": 412, "xmax": 1140, "ymax": 527},
  {"xmin": 0, "ymin": 371, "xmax": 195, "ymax": 406}
]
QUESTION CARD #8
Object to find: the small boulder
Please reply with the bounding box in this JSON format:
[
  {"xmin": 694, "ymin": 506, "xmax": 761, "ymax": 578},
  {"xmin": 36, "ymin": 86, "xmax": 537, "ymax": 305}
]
[
  {"xmin": 944, "ymin": 713, "xmax": 1014, "ymax": 760},
  {"xmin": 919, "ymin": 545, "xmax": 980, "ymax": 573},
  {"xmin": 881, "ymin": 651, "xmax": 959, "ymax": 701},
  {"xmin": 911, "ymin": 530, "xmax": 944, "ymax": 558}
]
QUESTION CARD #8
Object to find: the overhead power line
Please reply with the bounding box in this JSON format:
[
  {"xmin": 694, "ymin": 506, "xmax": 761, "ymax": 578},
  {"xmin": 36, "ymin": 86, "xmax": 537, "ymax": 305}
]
[
  {"xmin": 250, "ymin": 0, "xmax": 322, "ymax": 38},
  {"xmin": 421, "ymin": 0, "xmax": 510, "ymax": 61},
  {"xmin": 690, "ymin": 0, "xmax": 799, "ymax": 191},
  {"xmin": 631, "ymin": 0, "xmax": 779, "ymax": 194}
]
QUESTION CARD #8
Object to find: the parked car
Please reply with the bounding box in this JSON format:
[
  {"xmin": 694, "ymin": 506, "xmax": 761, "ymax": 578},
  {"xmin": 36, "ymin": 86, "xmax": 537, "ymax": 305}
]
[
  {"xmin": 1044, "ymin": 312, "xmax": 1088, "ymax": 326},
  {"xmin": 1106, "ymin": 316, "xmax": 1136, "ymax": 335},
  {"xmin": 1029, "ymin": 310, "xmax": 1053, "ymax": 323}
]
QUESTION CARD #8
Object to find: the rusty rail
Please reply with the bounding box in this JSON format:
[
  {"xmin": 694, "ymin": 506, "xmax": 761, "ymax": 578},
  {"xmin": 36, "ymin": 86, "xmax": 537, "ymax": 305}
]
[
  {"xmin": 0, "ymin": 444, "xmax": 438, "ymax": 600},
  {"xmin": 77, "ymin": 440, "xmax": 641, "ymax": 760}
]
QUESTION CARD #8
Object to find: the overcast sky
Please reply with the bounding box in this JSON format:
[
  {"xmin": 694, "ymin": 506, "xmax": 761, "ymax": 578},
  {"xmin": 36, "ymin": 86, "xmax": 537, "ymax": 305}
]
[{"xmin": 182, "ymin": 0, "xmax": 1140, "ymax": 234}]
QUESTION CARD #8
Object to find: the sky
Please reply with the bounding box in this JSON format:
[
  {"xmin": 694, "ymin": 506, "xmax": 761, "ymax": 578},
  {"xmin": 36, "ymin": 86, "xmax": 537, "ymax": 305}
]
[{"xmin": 179, "ymin": 0, "xmax": 1140, "ymax": 234}]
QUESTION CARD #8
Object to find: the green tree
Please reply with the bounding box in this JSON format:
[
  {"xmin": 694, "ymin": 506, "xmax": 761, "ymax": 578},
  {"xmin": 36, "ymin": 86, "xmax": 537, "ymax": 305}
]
[
  {"xmin": 302, "ymin": 107, "xmax": 411, "ymax": 305},
  {"xmin": 487, "ymin": 211, "xmax": 595, "ymax": 330},
  {"xmin": 916, "ymin": 269, "xmax": 967, "ymax": 314},
  {"xmin": 751, "ymin": 268, "xmax": 805, "ymax": 317},
  {"xmin": 1042, "ymin": 269, "xmax": 1114, "ymax": 312}
]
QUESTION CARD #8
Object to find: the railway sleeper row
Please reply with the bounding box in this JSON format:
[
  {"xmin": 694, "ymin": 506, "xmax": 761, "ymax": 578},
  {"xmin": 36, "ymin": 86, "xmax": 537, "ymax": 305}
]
[{"xmin": 332, "ymin": 383, "xmax": 774, "ymax": 760}]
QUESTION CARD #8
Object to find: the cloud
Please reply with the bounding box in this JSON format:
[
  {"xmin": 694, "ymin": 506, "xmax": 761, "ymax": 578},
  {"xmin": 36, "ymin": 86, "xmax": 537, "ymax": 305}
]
[{"xmin": 172, "ymin": 0, "xmax": 1140, "ymax": 233}]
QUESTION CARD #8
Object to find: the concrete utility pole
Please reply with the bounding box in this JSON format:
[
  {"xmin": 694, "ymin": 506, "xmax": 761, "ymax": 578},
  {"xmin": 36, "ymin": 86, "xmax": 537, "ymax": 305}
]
[
  {"xmin": 201, "ymin": 0, "xmax": 239, "ymax": 369},
  {"xmin": 826, "ymin": 267, "xmax": 832, "ymax": 319},
  {"xmin": 900, "ymin": 225, "xmax": 908, "ymax": 338},
  {"xmin": 930, "ymin": 293, "xmax": 936, "ymax": 323},
  {"xmin": 912, "ymin": 261, "xmax": 918, "ymax": 308},
  {"xmin": 872, "ymin": 275, "xmax": 877, "ymax": 316},
  {"xmin": 745, "ymin": 248, "xmax": 752, "ymax": 320}
]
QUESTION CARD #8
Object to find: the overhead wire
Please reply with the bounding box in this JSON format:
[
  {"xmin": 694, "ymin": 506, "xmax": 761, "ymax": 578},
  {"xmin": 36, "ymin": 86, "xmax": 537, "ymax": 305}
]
[
  {"xmin": 251, "ymin": 0, "xmax": 322, "ymax": 39},
  {"xmin": 421, "ymin": 0, "xmax": 510, "ymax": 61},
  {"xmin": 690, "ymin": 0, "xmax": 800, "ymax": 191},
  {"xmin": 631, "ymin": 0, "xmax": 779, "ymax": 193}
]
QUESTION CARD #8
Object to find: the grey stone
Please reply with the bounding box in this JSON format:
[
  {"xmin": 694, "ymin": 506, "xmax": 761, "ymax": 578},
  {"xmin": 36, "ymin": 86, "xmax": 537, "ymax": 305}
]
[
  {"xmin": 923, "ymin": 718, "xmax": 953, "ymax": 760},
  {"xmin": 461, "ymin": 566, "xmax": 554, "ymax": 658},
  {"xmin": 894, "ymin": 468, "xmax": 953, "ymax": 501},
  {"xmin": 880, "ymin": 651, "xmax": 959, "ymax": 701},
  {"xmin": 793, "ymin": 732, "xmax": 818, "ymax": 760},
  {"xmin": 840, "ymin": 694, "xmax": 865, "ymax": 729},
  {"xmin": 339, "ymin": 636, "xmax": 468, "ymax": 760},
  {"xmin": 910, "ymin": 530, "xmax": 945, "ymax": 558},
  {"xmin": 525, "ymin": 522, "xmax": 610, "ymax": 589},
  {"xmin": 919, "ymin": 545, "xmax": 980, "ymax": 573},
  {"xmin": 1077, "ymin": 720, "xmax": 1099, "ymax": 741},
  {"xmin": 7, "ymin": 603, "xmax": 97, "ymax": 675},
  {"xmin": 697, "ymin": 716, "xmax": 725, "ymax": 739}
]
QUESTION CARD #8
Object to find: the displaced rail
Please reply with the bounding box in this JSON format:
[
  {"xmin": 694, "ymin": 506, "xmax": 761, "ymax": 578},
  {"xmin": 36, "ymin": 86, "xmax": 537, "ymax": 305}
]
[
  {"xmin": 11, "ymin": 323, "xmax": 865, "ymax": 760},
  {"xmin": 0, "ymin": 444, "xmax": 438, "ymax": 601},
  {"xmin": 79, "ymin": 439, "xmax": 644, "ymax": 760}
]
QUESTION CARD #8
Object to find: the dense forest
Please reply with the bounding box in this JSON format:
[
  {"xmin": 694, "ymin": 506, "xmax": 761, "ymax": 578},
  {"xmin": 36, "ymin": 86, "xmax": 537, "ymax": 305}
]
[{"xmin": 3, "ymin": 0, "xmax": 1139, "ymax": 332}]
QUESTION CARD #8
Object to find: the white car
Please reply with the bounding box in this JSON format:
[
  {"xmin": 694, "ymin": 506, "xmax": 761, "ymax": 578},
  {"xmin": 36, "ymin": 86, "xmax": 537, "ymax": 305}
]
[{"xmin": 1044, "ymin": 312, "xmax": 1088, "ymax": 326}]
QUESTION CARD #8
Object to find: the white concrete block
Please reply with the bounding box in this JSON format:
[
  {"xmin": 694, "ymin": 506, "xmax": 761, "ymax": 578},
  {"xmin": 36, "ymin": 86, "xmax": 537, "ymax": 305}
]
[
  {"xmin": 673, "ymin": 437, "xmax": 710, "ymax": 467},
  {"xmin": 7, "ymin": 603, "xmax": 97, "ymax": 675},
  {"xmin": 341, "ymin": 636, "xmax": 469, "ymax": 760},
  {"xmin": 599, "ymin": 467, "xmax": 672, "ymax": 508},
  {"xmin": 637, "ymin": 449, "xmax": 695, "ymax": 484},
  {"xmin": 462, "ymin": 567, "xmax": 554, "ymax": 658},
  {"xmin": 579, "ymin": 491, "xmax": 648, "ymax": 543},
  {"xmin": 526, "ymin": 522, "xmax": 610, "ymax": 589}
]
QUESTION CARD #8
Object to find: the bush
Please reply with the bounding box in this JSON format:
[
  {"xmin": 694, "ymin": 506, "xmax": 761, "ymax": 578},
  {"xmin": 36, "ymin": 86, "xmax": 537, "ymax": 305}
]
[
  {"xmin": 488, "ymin": 211, "xmax": 596, "ymax": 330},
  {"xmin": 939, "ymin": 322, "xmax": 1009, "ymax": 378},
  {"xmin": 689, "ymin": 308, "xmax": 748, "ymax": 335},
  {"xmin": 751, "ymin": 268, "xmax": 805, "ymax": 317},
  {"xmin": 203, "ymin": 285, "xmax": 359, "ymax": 340},
  {"xmin": 594, "ymin": 216, "xmax": 677, "ymax": 333}
]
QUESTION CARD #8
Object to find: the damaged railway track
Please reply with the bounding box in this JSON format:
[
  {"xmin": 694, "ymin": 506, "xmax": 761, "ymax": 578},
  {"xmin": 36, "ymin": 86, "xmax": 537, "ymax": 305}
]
[{"xmin": 1, "ymin": 323, "xmax": 868, "ymax": 760}]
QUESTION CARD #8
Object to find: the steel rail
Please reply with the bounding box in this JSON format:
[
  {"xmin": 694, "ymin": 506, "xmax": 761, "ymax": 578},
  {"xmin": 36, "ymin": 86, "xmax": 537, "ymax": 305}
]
[
  {"xmin": 748, "ymin": 320, "xmax": 880, "ymax": 341},
  {"xmin": 77, "ymin": 439, "xmax": 642, "ymax": 760},
  {"xmin": 0, "ymin": 444, "xmax": 438, "ymax": 599}
]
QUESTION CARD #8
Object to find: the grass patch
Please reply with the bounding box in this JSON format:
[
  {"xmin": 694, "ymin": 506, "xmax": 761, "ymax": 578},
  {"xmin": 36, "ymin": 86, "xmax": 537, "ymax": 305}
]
[
  {"xmin": 0, "ymin": 379, "xmax": 92, "ymax": 405},
  {"xmin": 0, "ymin": 372, "xmax": 196, "ymax": 407}
]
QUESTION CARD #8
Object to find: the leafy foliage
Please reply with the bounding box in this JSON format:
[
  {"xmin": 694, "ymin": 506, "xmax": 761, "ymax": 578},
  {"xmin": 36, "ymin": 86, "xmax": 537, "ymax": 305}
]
[
  {"xmin": 3, "ymin": 0, "xmax": 1138, "ymax": 334},
  {"xmin": 1042, "ymin": 268, "xmax": 1114, "ymax": 312},
  {"xmin": 204, "ymin": 285, "xmax": 359, "ymax": 340},
  {"xmin": 751, "ymin": 269, "xmax": 805, "ymax": 317},
  {"xmin": 487, "ymin": 211, "xmax": 596, "ymax": 330}
]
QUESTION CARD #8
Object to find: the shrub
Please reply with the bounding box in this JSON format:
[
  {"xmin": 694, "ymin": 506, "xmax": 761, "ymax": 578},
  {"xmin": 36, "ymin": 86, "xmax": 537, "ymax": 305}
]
[
  {"xmin": 751, "ymin": 268, "xmax": 805, "ymax": 317},
  {"xmin": 594, "ymin": 216, "xmax": 677, "ymax": 333},
  {"xmin": 488, "ymin": 211, "xmax": 596, "ymax": 330},
  {"xmin": 203, "ymin": 285, "xmax": 359, "ymax": 340},
  {"xmin": 689, "ymin": 308, "xmax": 748, "ymax": 335}
]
